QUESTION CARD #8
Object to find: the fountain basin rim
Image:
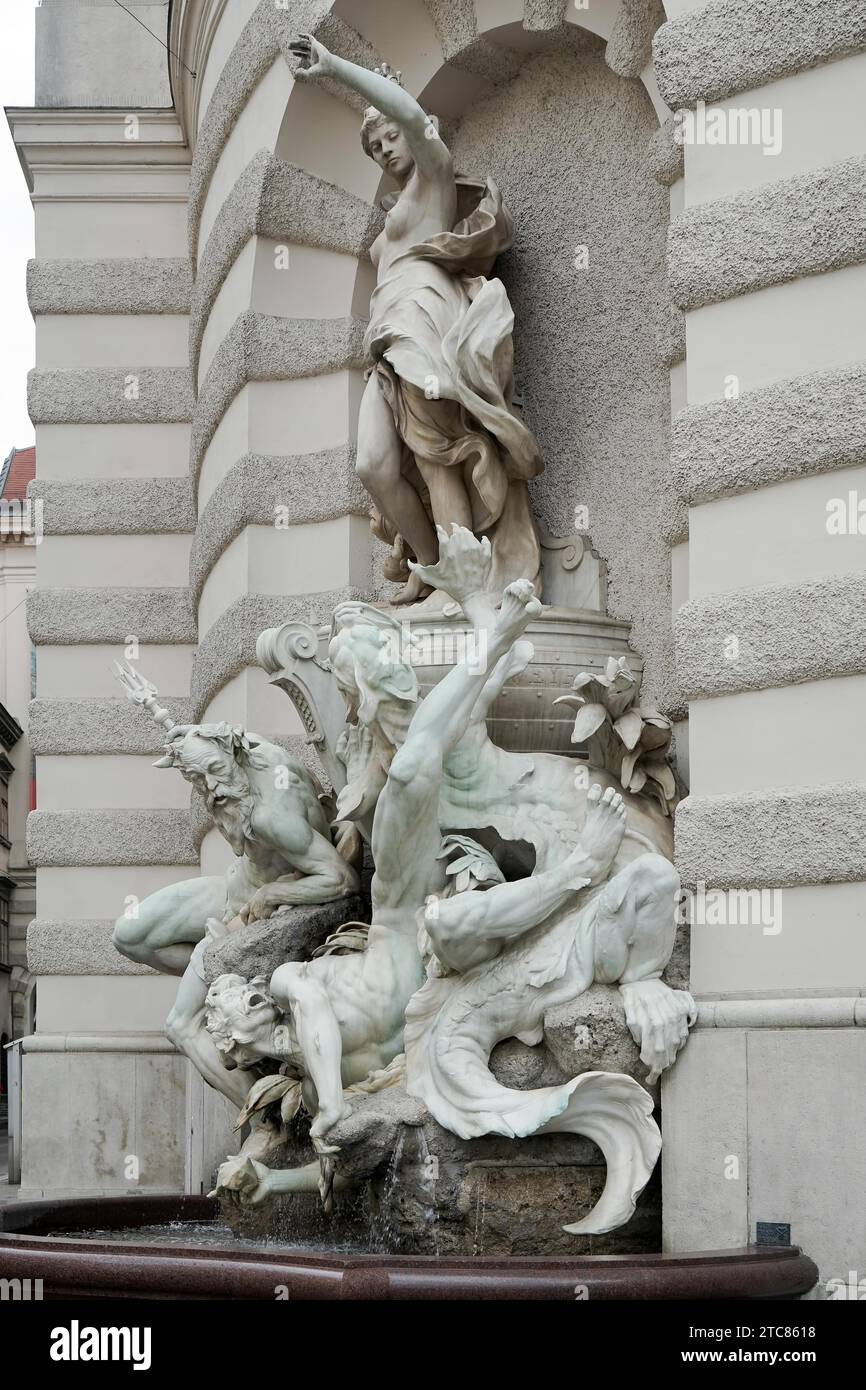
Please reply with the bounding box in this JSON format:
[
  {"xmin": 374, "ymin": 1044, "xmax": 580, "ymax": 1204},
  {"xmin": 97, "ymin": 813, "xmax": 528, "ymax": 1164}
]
[{"xmin": 0, "ymin": 1195, "xmax": 817, "ymax": 1300}]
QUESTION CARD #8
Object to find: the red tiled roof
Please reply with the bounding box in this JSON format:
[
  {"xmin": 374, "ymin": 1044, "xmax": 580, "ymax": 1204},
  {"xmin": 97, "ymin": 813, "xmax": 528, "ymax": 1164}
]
[{"xmin": 0, "ymin": 446, "xmax": 36, "ymax": 504}]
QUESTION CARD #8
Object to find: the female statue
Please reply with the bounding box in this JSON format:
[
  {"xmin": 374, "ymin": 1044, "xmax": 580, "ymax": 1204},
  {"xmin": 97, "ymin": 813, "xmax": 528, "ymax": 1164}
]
[{"xmin": 289, "ymin": 35, "xmax": 544, "ymax": 603}]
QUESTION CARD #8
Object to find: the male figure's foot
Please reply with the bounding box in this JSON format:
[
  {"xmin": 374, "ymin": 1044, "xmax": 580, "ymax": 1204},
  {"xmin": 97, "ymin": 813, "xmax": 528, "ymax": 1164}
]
[
  {"xmin": 575, "ymin": 784, "xmax": 627, "ymax": 883},
  {"xmin": 390, "ymin": 568, "xmax": 433, "ymax": 605},
  {"xmin": 390, "ymin": 586, "xmax": 460, "ymax": 616},
  {"xmin": 493, "ymin": 577, "xmax": 543, "ymax": 645}
]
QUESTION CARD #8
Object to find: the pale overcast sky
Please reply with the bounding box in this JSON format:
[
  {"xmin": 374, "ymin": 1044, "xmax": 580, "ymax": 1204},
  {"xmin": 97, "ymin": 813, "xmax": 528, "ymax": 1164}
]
[{"xmin": 1, "ymin": 1, "xmax": 36, "ymax": 456}]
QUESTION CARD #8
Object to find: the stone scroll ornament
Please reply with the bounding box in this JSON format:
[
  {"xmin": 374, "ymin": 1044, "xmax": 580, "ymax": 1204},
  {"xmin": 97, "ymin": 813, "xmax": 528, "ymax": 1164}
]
[
  {"xmin": 202, "ymin": 527, "xmax": 696, "ymax": 1234},
  {"xmin": 288, "ymin": 34, "xmax": 544, "ymax": 605}
]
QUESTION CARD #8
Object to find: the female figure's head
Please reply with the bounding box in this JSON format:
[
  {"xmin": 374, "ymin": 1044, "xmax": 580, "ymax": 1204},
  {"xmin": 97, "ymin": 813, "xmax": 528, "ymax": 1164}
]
[
  {"xmin": 359, "ymin": 63, "xmax": 439, "ymax": 183},
  {"xmin": 361, "ymin": 109, "xmax": 415, "ymax": 182}
]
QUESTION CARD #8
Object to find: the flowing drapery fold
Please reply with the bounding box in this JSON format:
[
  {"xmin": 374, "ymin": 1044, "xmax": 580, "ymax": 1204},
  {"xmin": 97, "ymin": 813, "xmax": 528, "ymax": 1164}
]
[{"xmin": 365, "ymin": 178, "xmax": 543, "ymax": 589}]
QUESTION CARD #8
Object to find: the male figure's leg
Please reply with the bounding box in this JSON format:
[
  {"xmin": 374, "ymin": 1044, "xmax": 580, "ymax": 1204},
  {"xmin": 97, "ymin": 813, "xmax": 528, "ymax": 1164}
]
[
  {"xmin": 166, "ymin": 939, "xmax": 251, "ymax": 1108},
  {"xmin": 591, "ymin": 854, "xmax": 695, "ymax": 1081},
  {"xmin": 270, "ymin": 961, "xmax": 349, "ymax": 1146},
  {"xmin": 372, "ymin": 537, "xmax": 541, "ymax": 908},
  {"xmin": 112, "ymin": 875, "xmax": 228, "ymax": 975},
  {"xmin": 112, "ymin": 875, "xmax": 250, "ymax": 1106},
  {"xmin": 404, "ymin": 542, "xmax": 541, "ymax": 757}
]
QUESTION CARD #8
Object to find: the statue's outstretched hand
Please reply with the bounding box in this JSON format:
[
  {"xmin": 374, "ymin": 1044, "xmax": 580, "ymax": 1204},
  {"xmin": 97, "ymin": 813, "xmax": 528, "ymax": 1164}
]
[
  {"xmin": 288, "ymin": 33, "xmax": 333, "ymax": 81},
  {"xmin": 409, "ymin": 524, "xmax": 493, "ymax": 604}
]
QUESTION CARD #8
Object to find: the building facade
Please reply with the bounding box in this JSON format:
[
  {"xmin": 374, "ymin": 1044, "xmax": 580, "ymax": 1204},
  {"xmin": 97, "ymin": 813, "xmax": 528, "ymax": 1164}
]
[
  {"xmin": 0, "ymin": 445, "xmax": 37, "ymax": 1047},
  {"xmin": 10, "ymin": 0, "xmax": 866, "ymax": 1292}
]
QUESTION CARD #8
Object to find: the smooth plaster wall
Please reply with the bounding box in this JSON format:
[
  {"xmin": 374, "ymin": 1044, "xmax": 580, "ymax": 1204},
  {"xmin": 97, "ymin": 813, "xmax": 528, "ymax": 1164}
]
[
  {"xmin": 199, "ymin": 667, "xmax": 306, "ymax": 743},
  {"xmin": 36, "ymin": 0, "xmax": 172, "ymax": 109},
  {"xmin": 35, "ymin": 315, "xmax": 190, "ymax": 371},
  {"xmin": 682, "ymin": 53, "xmax": 866, "ymax": 207},
  {"xmin": 197, "ymin": 373, "xmax": 364, "ymax": 511},
  {"xmin": 663, "ymin": 1027, "xmax": 866, "ymax": 1285},
  {"xmin": 37, "ymin": 756, "xmax": 193, "ymax": 811},
  {"xmin": 19, "ymin": 1046, "xmax": 187, "ymax": 1198},
  {"xmin": 36, "ymin": 645, "xmax": 194, "ymax": 701},
  {"xmin": 449, "ymin": 46, "xmax": 675, "ymax": 709},
  {"xmin": 36, "ymin": 975, "xmax": 179, "ymax": 1034},
  {"xmin": 688, "ymin": 676, "xmax": 866, "ymax": 797},
  {"xmin": 196, "ymin": 0, "xmax": 264, "ymax": 140},
  {"xmin": 35, "ymin": 424, "xmax": 191, "ymax": 480},
  {"xmin": 35, "ymin": 534, "xmax": 190, "ymax": 590},
  {"xmin": 35, "ymin": 201, "xmax": 189, "ymax": 262},
  {"xmin": 36, "ymin": 865, "xmax": 199, "ymax": 921},
  {"xmin": 685, "ymin": 264, "xmax": 866, "ymax": 405},
  {"xmin": 688, "ymin": 464, "xmax": 866, "ymax": 600},
  {"xmin": 685, "ymin": 880, "xmax": 866, "ymax": 996}
]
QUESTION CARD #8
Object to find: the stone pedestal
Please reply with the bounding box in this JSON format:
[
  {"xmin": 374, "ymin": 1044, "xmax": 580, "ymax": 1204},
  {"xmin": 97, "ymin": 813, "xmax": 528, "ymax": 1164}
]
[{"xmin": 18, "ymin": 1035, "xmax": 186, "ymax": 1200}]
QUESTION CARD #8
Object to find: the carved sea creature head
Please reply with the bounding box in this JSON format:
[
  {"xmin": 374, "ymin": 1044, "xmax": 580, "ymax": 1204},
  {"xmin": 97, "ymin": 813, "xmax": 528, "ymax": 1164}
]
[{"xmin": 204, "ymin": 974, "xmax": 280, "ymax": 1065}]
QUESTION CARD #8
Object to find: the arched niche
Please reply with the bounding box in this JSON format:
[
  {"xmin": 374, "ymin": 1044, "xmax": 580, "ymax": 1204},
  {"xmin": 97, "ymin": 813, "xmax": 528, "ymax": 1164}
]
[{"xmin": 258, "ymin": 1, "xmax": 675, "ymax": 706}]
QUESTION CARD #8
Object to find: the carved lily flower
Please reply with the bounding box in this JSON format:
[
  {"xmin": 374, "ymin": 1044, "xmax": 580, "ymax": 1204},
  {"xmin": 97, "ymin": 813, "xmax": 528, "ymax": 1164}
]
[
  {"xmin": 555, "ymin": 659, "xmax": 678, "ymax": 815},
  {"xmin": 617, "ymin": 705, "xmax": 672, "ymax": 762},
  {"xmin": 620, "ymin": 708, "xmax": 676, "ymax": 809},
  {"xmin": 554, "ymin": 655, "xmax": 640, "ymax": 736}
]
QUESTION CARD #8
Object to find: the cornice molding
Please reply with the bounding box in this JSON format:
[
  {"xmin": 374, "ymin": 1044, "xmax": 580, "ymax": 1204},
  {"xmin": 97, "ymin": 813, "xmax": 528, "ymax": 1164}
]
[{"xmin": 7, "ymin": 107, "xmax": 189, "ymax": 196}]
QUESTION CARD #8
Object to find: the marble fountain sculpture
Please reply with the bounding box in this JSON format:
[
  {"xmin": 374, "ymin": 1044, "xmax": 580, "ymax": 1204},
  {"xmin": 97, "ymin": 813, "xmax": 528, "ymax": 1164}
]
[
  {"xmin": 107, "ymin": 40, "xmax": 699, "ymax": 1255},
  {"xmin": 0, "ymin": 41, "xmax": 818, "ymax": 1301},
  {"xmin": 114, "ymin": 524, "xmax": 694, "ymax": 1246}
]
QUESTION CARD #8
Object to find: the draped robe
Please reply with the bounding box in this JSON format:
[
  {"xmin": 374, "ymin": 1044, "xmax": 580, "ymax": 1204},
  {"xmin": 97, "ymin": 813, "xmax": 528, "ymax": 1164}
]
[{"xmin": 364, "ymin": 177, "xmax": 544, "ymax": 592}]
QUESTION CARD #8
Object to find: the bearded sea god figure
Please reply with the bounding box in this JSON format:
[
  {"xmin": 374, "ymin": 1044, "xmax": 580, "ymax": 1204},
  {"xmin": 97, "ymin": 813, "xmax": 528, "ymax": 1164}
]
[
  {"xmin": 289, "ymin": 35, "xmax": 543, "ymax": 603},
  {"xmin": 111, "ymin": 665, "xmax": 360, "ymax": 1109}
]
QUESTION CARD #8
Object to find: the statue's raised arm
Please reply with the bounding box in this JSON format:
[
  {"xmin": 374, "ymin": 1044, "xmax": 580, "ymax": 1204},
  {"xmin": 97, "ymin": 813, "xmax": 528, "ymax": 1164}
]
[{"xmin": 289, "ymin": 35, "xmax": 449, "ymax": 178}]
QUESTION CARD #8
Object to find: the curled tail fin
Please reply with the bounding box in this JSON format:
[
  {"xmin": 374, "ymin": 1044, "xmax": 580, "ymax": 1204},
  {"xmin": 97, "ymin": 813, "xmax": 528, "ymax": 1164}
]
[
  {"xmin": 406, "ymin": 976, "xmax": 660, "ymax": 1235},
  {"xmin": 537, "ymin": 1071, "xmax": 660, "ymax": 1235}
]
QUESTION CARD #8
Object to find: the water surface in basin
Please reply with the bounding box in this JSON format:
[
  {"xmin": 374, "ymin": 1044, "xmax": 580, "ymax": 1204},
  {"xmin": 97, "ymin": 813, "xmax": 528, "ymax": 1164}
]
[{"xmin": 47, "ymin": 1219, "xmax": 378, "ymax": 1254}]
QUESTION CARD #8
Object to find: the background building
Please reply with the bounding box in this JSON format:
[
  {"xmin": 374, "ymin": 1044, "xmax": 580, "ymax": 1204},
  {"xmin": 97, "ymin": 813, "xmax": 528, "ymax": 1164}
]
[
  {"xmin": 7, "ymin": 0, "xmax": 866, "ymax": 1293},
  {"xmin": 0, "ymin": 442, "xmax": 36, "ymax": 1183},
  {"xmin": 0, "ymin": 698, "xmax": 25, "ymax": 1047},
  {"xmin": 0, "ymin": 444, "xmax": 36, "ymax": 1045}
]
